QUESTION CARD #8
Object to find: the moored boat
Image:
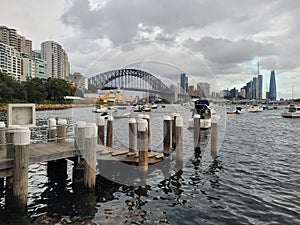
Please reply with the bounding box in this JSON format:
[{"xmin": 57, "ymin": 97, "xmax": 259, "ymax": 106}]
[
  {"xmin": 282, "ymin": 104, "xmax": 300, "ymax": 118},
  {"xmin": 188, "ymin": 100, "xmax": 212, "ymax": 129},
  {"xmin": 248, "ymin": 104, "xmax": 263, "ymax": 113}
]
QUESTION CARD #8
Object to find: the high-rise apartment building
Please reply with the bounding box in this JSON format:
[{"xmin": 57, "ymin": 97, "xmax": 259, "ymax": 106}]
[
  {"xmin": 269, "ymin": 70, "xmax": 277, "ymax": 101},
  {"xmin": 41, "ymin": 41, "xmax": 70, "ymax": 79},
  {"xmin": 21, "ymin": 54, "xmax": 48, "ymax": 80},
  {"xmin": 0, "ymin": 26, "xmax": 32, "ymax": 55},
  {"xmin": 0, "ymin": 42, "xmax": 22, "ymax": 81}
]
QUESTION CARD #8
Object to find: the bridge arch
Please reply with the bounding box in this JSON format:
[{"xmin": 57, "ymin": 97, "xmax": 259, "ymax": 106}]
[{"xmin": 88, "ymin": 68, "xmax": 173, "ymax": 102}]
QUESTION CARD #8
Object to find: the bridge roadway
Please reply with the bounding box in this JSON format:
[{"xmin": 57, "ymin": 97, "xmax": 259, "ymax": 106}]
[{"xmin": 0, "ymin": 142, "xmax": 164, "ymax": 179}]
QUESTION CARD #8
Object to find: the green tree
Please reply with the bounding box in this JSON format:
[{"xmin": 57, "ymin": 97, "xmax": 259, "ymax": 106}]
[
  {"xmin": 24, "ymin": 78, "xmax": 47, "ymax": 103},
  {"xmin": 45, "ymin": 78, "xmax": 72, "ymax": 102}
]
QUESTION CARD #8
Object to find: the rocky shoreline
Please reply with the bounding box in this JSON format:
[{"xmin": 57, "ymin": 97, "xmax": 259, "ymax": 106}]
[{"xmin": 0, "ymin": 103, "xmax": 93, "ymax": 112}]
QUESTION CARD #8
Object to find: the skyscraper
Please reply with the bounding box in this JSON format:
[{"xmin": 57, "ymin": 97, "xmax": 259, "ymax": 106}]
[
  {"xmin": 257, "ymin": 74, "xmax": 263, "ymax": 100},
  {"xmin": 269, "ymin": 70, "xmax": 277, "ymax": 101},
  {"xmin": 180, "ymin": 73, "xmax": 187, "ymax": 94},
  {"xmin": 252, "ymin": 77, "xmax": 257, "ymax": 99}
]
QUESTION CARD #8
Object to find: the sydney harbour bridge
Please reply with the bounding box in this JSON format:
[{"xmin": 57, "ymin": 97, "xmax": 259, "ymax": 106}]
[{"xmin": 88, "ymin": 68, "xmax": 177, "ymax": 103}]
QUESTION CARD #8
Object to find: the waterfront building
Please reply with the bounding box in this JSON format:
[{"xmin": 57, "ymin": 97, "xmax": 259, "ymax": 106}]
[
  {"xmin": 21, "ymin": 54, "xmax": 48, "ymax": 81},
  {"xmin": 0, "ymin": 26, "xmax": 32, "ymax": 55},
  {"xmin": 197, "ymin": 82, "xmax": 210, "ymax": 98},
  {"xmin": 0, "ymin": 42, "xmax": 22, "ymax": 81},
  {"xmin": 252, "ymin": 77, "xmax": 257, "ymax": 99},
  {"xmin": 67, "ymin": 72, "xmax": 88, "ymax": 91},
  {"xmin": 41, "ymin": 40, "xmax": 70, "ymax": 79},
  {"xmin": 246, "ymin": 81, "xmax": 252, "ymax": 99},
  {"xmin": 269, "ymin": 70, "xmax": 277, "ymax": 101}
]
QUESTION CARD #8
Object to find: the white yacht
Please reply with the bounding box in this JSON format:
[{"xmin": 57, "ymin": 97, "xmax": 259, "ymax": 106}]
[
  {"xmin": 248, "ymin": 104, "xmax": 263, "ymax": 113},
  {"xmin": 92, "ymin": 105, "xmax": 108, "ymax": 113},
  {"xmin": 282, "ymin": 104, "xmax": 300, "ymax": 118},
  {"xmin": 188, "ymin": 100, "xmax": 212, "ymax": 129}
]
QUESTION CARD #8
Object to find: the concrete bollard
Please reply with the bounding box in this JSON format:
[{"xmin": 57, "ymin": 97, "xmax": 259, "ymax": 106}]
[
  {"xmin": 175, "ymin": 116, "xmax": 183, "ymax": 163},
  {"xmin": 0, "ymin": 122, "xmax": 6, "ymax": 151},
  {"xmin": 12, "ymin": 127, "xmax": 31, "ymax": 208},
  {"xmin": 163, "ymin": 116, "xmax": 171, "ymax": 156},
  {"xmin": 48, "ymin": 118, "xmax": 57, "ymax": 142},
  {"xmin": 75, "ymin": 121, "xmax": 86, "ymax": 153},
  {"xmin": 97, "ymin": 116, "xmax": 105, "ymax": 145},
  {"xmin": 57, "ymin": 119, "xmax": 67, "ymax": 143},
  {"xmin": 137, "ymin": 119, "xmax": 148, "ymax": 171},
  {"xmin": 84, "ymin": 123, "xmax": 97, "ymax": 189},
  {"xmin": 128, "ymin": 118, "xmax": 137, "ymax": 153},
  {"xmin": 193, "ymin": 114, "xmax": 201, "ymax": 151},
  {"xmin": 211, "ymin": 116, "xmax": 219, "ymax": 157},
  {"xmin": 106, "ymin": 116, "xmax": 113, "ymax": 147},
  {"xmin": 171, "ymin": 113, "xmax": 180, "ymax": 149}
]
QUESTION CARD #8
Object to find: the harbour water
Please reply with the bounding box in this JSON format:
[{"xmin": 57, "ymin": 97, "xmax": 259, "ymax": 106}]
[{"xmin": 0, "ymin": 105, "xmax": 299, "ymax": 224}]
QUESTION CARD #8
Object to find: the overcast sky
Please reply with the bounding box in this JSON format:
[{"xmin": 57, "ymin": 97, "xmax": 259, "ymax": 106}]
[{"xmin": 1, "ymin": 0, "xmax": 300, "ymax": 98}]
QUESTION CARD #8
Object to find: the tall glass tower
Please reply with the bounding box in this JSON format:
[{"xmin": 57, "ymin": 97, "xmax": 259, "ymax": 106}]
[
  {"xmin": 269, "ymin": 70, "xmax": 277, "ymax": 101},
  {"xmin": 180, "ymin": 73, "xmax": 187, "ymax": 94}
]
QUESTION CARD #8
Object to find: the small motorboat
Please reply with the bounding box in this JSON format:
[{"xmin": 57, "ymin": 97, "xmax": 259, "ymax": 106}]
[
  {"xmin": 227, "ymin": 106, "xmax": 244, "ymax": 114},
  {"xmin": 188, "ymin": 100, "xmax": 212, "ymax": 129},
  {"xmin": 248, "ymin": 104, "xmax": 263, "ymax": 113},
  {"xmin": 282, "ymin": 104, "xmax": 300, "ymax": 118},
  {"xmin": 92, "ymin": 105, "xmax": 108, "ymax": 113}
]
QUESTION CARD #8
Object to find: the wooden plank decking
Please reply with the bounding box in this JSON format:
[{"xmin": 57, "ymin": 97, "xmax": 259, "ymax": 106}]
[{"xmin": 0, "ymin": 142, "xmax": 165, "ymax": 178}]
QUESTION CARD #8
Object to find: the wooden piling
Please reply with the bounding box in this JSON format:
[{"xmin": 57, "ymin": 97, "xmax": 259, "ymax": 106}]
[
  {"xmin": 176, "ymin": 116, "xmax": 183, "ymax": 163},
  {"xmin": 47, "ymin": 118, "xmax": 57, "ymax": 142},
  {"xmin": 106, "ymin": 116, "xmax": 113, "ymax": 147},
  {"xmin": 12, "ymin": 127, "xmax": 31, "ymax": 208},
  {"xmin": 97, "ymin": 116, "xmax": 105, "ymax": 145},
  {"xmin": 138, "ymin": 119, "xmax": 148, "ymax": 171},
  {"xmin": 84, "ymin": 123, "xmax": 97, "ymax": 189},
  {"xmin": 143, "ymin": 115, "xmax": 150, "ymax": 150},
  {"xmin": 211, "ymin": 116, "xmax": 219, "ymax": 157},
  {"xmin": 57, "ymin": 119, "xmax": 67, "ymax": 143},
  {"xmin": 163, "ymin": 116, "xmax": 171, "ymax": 156},
  {"xmin": 6, "ymin": 125, "xmax": 21, "ymax": 192},
  {"xmin": 193, "ymin": 114, "xmax": 201, "ymax": 151},
  {"xmin": 128, "ymin": 118, "xmax": 137, "ymax": 153},
  {"xmin": 171, "ymin": 113, "xmax": 180, "ymax": 149},
  {"xmin": 0, "ymin": 122, "xmax": 5, "ymax": 151}
]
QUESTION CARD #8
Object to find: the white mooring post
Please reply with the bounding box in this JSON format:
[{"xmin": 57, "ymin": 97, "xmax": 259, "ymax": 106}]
[
  {"xmin": 0, "ymin": 122, "xmax": 6, "ymax": 151},
  {"xmin": 138, "ymin": 119, "xmax": 148, "ymax": 171},
  {"xmin": 106, "ymin": 116, "xmax": 113, "ymax": 147},
  {"xmin": 163, "ymin": 116, "xmax": 171, "ymax": 156},
  {"xmin": 75, "ymin": 121, "xmax": 86, "ymax": 153},
  {"xmin": 175, "ymin": 116, "xmax": 183, "ymax": 163},
  {"xmin": 12, "ymin": 127, "xmax": 31, "ymax": 208},
  {"xmin": 128, "ymin": 118, "xmax": 137, "ymax": 153},
  {"xmin": 84, "ymin": 123, "xmax": 97, "ymax": 189},
  {"xmin": 211, "ymin": 116, "xmax": 219, "ymax": 157},
  {"xmin": 47, "ymin": 118, "xmax": 57, "ymax": 142},
  {"xmin": 57, "ymin": 119, "xmax": 67, "ymax": 143},
  {"xmin": 143, "ymin": 114, "xmax": 150, "ymax": 150},
  {"xmin": 97, "ymin": 116, "xmax": 105, "ymax": 145},
  {"xmin": 193, "ymin": 114, "xmax": 201, "ymax": 151}
]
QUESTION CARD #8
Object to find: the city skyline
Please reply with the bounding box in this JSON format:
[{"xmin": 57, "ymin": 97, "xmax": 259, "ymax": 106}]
[{"xmin": 0, "ymin": 0, "xmax": 300, "ymax": 99}]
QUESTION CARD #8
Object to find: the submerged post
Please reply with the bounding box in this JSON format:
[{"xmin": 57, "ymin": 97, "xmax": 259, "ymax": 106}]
[
  {"xmin": 12, "ymin": 127, "xmax": 31, "ymax": 208},
  {"xmin": 106, "ymin": 116, "xmax": 113, "ymax": 147},
  {"xmin": 193, "ymin": 114, "xmax": 201, "ymax": 151},
  {"xmin": 57, "ymin": 118, "xmax": 67, "ymax": 143},
  {"xmin": 176, "ymin": 116, "xmax": 183, "ymax": 163},
  {"xmin": 0, "ymin": 122, "xmax": 6, "ymax": 151},
  {"xmin": 97, "ymin": 116, "xmax": 105, "ymax": 145},
  {"xmin": 84, "ymin": 123, "xmax": 97, "ymax": 189},
  {"xmin": 138, "ymin": 119, "xmax": 148, "ymax": 171},
  {"xmin": 128, "ymin": 118, "xmax": 137, "ymax": 153},
  {"xmin": 163, "ymin": 116, "xmax": 171, "ymax": 156},
  {"xmin": 47, "ymin": 118, "xmax": 57, "ymax": 142},
  {"xmin": 171, "ymin": 113, "xmax": 179, "ymax": 149},
  {"xmin": 211, "ymin": 116, "xmax": 219, "ymax": 157}
]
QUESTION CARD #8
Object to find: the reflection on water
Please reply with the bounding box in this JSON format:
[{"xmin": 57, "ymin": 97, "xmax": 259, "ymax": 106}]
[{"xmin": 0, "ymin": 106, "xmax": 299, "ymax": 224}]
